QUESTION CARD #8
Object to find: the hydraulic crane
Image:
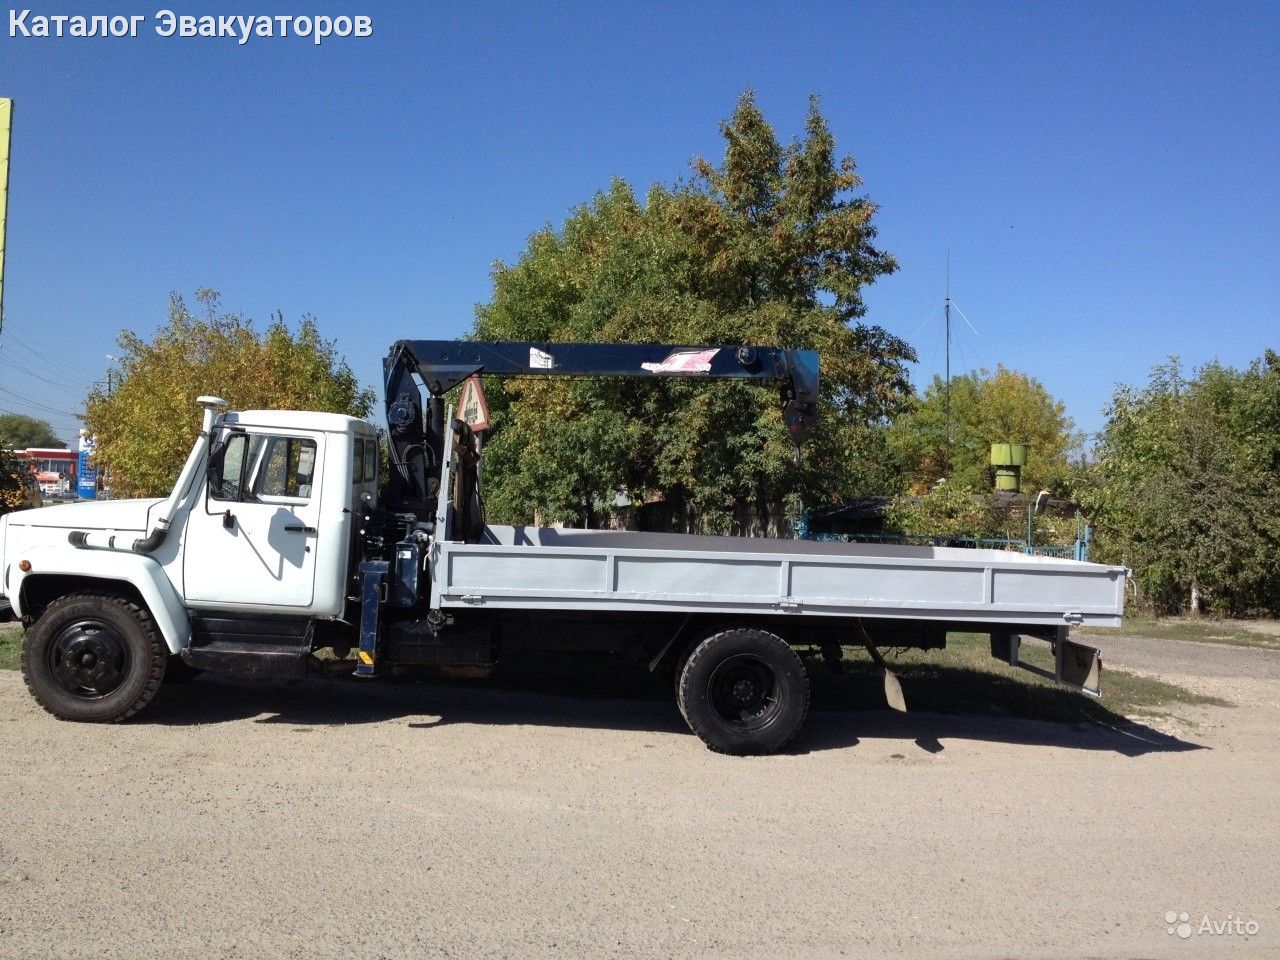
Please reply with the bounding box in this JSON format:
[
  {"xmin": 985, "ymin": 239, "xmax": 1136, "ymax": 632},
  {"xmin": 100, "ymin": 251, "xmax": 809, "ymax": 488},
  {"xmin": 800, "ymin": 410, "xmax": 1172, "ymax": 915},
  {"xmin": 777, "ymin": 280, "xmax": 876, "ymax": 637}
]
[{"xmin": 381, "ymin": 340, "xmax": 820, "ymax": 522}]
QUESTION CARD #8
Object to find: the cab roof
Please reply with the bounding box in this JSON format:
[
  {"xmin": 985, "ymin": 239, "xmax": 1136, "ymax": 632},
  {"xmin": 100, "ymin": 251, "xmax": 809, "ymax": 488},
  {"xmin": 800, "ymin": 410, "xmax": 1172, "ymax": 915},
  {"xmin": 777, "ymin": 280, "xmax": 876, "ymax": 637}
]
[{"xmin": 222, "ymin": 410, "xmax": 377, "ymax": 434}]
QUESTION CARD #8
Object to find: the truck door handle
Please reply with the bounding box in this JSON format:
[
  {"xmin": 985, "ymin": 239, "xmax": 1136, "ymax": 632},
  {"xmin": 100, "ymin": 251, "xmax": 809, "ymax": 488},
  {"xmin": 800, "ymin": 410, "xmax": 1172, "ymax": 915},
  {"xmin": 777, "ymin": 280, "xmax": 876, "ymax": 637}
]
[{"xmin": 284, "ymin": 524, "xmax": 317, "ymax": 535}]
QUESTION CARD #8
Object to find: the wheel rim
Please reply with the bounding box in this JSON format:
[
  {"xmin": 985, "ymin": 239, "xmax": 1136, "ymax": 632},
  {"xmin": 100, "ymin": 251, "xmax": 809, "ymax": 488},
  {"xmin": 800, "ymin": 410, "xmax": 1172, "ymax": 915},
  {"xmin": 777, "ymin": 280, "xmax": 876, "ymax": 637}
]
[
  {"xmin": 708, "ymin": 654, "xmax": 782, "ymax": 732},
  {"xmin": 46, "ymin": 618, "xmax": 131, "ymax": 699}
]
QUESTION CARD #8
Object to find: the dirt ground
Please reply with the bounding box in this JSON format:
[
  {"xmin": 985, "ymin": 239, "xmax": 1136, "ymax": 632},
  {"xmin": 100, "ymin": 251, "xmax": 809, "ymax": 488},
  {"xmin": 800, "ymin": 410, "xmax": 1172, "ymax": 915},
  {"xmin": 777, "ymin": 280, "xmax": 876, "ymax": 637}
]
[{"xmin": 1, "ymin": 629, "xmax": 1277, "ymax": 959}]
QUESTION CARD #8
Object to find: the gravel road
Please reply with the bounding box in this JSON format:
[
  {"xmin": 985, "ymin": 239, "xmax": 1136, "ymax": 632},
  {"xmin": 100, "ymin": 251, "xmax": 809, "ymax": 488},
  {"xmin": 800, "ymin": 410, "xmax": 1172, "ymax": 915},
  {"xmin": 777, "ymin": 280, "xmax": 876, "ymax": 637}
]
[{"xmin": 1, "ymin": 631, "xmax": 1277, "ymax": 959}]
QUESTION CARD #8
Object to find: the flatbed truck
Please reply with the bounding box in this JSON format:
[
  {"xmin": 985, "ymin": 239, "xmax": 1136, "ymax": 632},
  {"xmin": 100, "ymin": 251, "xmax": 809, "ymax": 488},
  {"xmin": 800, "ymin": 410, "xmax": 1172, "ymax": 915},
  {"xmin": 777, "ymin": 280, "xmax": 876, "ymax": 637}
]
[{"xmin": 0, "ymin": 340, "xmax": 1124, "ymax": 753}]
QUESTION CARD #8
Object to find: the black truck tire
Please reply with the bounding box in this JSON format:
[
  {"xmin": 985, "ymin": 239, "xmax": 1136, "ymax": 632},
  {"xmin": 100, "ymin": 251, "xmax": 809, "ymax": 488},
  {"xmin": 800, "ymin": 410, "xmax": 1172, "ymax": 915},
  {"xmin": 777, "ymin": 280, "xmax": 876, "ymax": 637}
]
[
  {"xmin": 21, "ymin": 592, "xmax": 167, "ymax": 723},
  {"xmin": 677, "ymin": 626, "xmax": 809, "ymax": 755}
]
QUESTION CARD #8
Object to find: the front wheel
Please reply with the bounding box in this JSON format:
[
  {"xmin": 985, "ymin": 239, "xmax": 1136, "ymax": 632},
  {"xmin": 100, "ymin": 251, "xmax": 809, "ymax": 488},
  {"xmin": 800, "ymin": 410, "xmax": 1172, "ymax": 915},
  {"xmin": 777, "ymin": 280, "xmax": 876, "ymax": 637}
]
[
  {"xmin": 677, "ymin": 627, "xmax": 809, "ymax": 755},
  {"xmin": 21, "ymin": 592, "xmax": 167, "ymax": 722}
]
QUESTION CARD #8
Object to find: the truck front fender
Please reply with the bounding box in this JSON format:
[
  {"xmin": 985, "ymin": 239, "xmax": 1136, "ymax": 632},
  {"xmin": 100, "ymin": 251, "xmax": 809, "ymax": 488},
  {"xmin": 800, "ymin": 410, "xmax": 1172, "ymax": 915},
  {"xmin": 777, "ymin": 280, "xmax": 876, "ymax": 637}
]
[{"xmin": 9, "ymin": 548, "xmax": 191, "ymax": 654}]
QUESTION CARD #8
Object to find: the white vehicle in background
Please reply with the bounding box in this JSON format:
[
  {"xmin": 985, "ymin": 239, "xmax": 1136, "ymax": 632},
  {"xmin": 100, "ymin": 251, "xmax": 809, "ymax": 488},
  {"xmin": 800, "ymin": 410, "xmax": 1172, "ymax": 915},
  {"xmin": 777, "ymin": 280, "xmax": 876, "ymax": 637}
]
[
  {"xmin": 36, "ymin": 472, "xmax": 69, "ymax": 498},
  {"xmin": 0, "ymin": 340, "xmax": 1123, "ymax": 754}
]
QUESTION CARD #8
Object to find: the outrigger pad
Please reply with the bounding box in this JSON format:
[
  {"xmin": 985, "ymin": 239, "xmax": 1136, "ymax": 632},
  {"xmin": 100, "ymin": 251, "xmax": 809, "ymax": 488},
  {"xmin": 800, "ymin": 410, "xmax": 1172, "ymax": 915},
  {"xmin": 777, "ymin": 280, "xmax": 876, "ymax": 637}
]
[
  {"xmin": 989, "ymin": 629, "xmax": 1102, "ymax": 697},
  {"xmin": 1057, "ymin": 637, "xmax": 1102, "ymax": 697}
]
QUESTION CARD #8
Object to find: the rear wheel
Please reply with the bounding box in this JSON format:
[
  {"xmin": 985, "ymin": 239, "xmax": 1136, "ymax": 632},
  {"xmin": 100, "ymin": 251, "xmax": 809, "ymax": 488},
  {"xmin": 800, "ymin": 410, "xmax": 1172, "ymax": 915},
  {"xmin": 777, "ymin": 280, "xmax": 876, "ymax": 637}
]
[
  {"xmin": 677, "ymin": 627, "xmax": 809, "ymax": 755},
  {"xmin": 21, "ymin": 592, "xmax": 167, "ymax": 722}
]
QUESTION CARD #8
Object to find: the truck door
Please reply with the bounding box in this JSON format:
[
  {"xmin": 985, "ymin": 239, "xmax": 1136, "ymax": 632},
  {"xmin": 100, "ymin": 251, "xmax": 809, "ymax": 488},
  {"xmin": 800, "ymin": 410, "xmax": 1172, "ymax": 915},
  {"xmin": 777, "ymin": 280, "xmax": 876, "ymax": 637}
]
[{"xmin": 183, "ymin": 429, "xmax": 326, "ymax": 610}]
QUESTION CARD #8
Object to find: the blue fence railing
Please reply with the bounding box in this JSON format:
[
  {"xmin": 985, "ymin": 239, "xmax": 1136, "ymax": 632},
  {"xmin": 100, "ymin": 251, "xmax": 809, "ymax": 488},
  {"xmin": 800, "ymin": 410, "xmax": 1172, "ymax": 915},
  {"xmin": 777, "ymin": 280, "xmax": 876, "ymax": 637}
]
[{"xmin": 794, "ymin": 511, "xmax": 1092, "ymax": 562}]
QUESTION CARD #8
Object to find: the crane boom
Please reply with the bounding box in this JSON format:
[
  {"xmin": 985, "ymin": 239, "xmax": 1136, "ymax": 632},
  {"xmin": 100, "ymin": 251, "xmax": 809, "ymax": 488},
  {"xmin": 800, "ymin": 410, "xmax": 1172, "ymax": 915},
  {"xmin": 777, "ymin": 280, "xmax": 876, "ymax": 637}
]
[{"xmin": 382, "ymin": 340, "xmax": 819, "ymax": 516}]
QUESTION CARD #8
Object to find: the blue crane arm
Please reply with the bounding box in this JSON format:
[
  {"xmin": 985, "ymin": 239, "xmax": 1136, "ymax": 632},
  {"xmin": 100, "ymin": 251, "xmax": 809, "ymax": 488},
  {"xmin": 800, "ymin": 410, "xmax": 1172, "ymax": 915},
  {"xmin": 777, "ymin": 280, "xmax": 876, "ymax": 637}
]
[{"xmin": 381, "ymin": 340, "xmax": 820, "ymax": 517}]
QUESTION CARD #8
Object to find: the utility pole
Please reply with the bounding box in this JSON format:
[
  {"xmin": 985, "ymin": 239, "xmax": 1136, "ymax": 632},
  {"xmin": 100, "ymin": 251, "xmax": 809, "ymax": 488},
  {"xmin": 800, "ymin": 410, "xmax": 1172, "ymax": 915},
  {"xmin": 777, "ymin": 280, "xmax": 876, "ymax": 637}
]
[
  {"xmin": 944, "ymin": 250, "xmax": 952, "ymax": 471},
  {"xmin": 102, "ymin": 362, "xmax": 115, "ymax": 498},
  {"xmin": 0, "ymin": 97, "xmax": 12, "ymax": 338}
]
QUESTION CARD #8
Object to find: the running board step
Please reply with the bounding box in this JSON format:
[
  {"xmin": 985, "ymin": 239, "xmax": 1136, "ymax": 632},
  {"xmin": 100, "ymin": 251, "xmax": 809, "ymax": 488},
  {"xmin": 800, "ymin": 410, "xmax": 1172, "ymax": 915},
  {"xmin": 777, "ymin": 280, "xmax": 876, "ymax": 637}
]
[{"xmin": 183, "ymin": 616, "xmax": 314, "ymax": 679}]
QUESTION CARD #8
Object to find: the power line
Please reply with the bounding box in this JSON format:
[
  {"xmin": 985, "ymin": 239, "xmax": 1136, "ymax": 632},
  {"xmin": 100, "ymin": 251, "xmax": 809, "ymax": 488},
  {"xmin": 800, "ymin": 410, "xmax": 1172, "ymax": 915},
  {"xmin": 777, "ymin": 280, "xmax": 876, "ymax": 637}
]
[
  {"xmin": 0, "ymin": 354, "xmax": 96, "ymax": 391},
  {"xmin": 0, "ymin": 325, "xmax": 110, "ymax": 381},
  {"xmin": 0, "ymin": 383, "xmax": 82, "ymax": 419},
  {"xmin": 0, "ymin": 378, "xmax": 85, "ymax": 407},
  {"xmin": 9, "ymin": 340, "xmax": 104, "ymax": 381},
  {"xmin": 0, "ymin": 406, "xmax": 79, "ymax": 423}
]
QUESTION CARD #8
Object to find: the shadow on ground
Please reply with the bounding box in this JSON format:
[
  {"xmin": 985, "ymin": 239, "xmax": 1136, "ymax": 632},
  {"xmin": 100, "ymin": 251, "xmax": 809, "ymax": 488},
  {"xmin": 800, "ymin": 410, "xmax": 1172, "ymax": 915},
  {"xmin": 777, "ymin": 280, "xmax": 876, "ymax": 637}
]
[{"xmin": 138, "ymin": 651, "xmax": 1205, "ymax": 758}]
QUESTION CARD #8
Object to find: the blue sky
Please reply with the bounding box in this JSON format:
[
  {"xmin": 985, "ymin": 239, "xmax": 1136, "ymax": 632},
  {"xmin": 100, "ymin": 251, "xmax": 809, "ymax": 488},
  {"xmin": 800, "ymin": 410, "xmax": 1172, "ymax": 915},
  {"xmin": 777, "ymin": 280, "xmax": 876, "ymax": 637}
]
[{"xmin": 0, "ymin": 1, "xmax": 1276, "ymax": 447}]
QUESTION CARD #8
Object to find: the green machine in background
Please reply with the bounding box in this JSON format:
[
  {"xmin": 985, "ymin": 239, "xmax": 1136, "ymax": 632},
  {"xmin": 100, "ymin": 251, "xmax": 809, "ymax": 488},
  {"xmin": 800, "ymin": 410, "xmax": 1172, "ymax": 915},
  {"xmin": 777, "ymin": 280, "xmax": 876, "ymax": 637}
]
[
  {"xmin": 0, "ymin": 97, "xmax": 11, "ymax": 335},
  {"xmin": 990, "ymin": 442, "xmax": 1029, "ymax": 492}
]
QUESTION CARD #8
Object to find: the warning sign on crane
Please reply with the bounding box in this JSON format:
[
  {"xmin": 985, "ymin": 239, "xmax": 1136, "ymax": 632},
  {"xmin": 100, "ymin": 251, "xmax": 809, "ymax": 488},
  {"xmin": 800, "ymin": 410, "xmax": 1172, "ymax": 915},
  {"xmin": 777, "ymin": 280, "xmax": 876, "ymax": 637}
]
[{"xmin": 457, "ymin": 375, "xmax": 490, "ymax": 432}]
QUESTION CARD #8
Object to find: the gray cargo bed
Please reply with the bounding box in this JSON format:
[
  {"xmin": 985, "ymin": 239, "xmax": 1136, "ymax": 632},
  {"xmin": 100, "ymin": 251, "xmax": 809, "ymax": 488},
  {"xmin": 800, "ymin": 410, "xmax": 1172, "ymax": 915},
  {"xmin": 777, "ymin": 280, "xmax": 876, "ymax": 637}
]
[{"xmin": 430, "ymin": 525, "xmax": 1126, "ymax": 628}]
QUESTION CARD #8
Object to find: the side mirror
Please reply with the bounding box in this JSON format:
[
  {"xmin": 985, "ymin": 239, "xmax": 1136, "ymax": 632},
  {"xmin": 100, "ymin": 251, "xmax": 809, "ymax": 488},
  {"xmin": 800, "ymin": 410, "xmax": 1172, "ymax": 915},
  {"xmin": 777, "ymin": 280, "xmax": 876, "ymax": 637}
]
[{"xmin": 207, "ymin": 428, "xmax": 248, "ymax": 501}]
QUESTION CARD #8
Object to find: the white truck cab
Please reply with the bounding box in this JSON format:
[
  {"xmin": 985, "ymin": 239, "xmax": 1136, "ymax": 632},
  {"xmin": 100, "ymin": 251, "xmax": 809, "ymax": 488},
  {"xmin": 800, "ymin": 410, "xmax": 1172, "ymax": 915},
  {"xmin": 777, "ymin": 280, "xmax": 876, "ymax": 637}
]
[
  {"xmin": 1, "ymin": 400, "xmax": 378, "ymax": 673},
  {"xmin": 183, "ymin": 408, "xmax": 378, "ymax": 615}
]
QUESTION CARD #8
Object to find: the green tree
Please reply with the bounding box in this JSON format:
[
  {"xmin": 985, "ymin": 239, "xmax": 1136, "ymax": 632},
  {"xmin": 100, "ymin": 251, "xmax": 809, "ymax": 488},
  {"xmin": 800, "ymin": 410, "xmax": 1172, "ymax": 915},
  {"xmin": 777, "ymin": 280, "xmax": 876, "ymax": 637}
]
[
  {"xmin": 473, "ymin": 92, "xmax": 914, "ymax": 533},
  {"xmin": 887, "ymin": 365, "xmax": 1081, "ymax": 494},
  {"xmin": 884, "ymin": 482, "xmax": 1022, "ymax": 542},
  {"xmin": 0, "ymin": 444, "xmax": 28, "ymax": 513},
  {"xmin": 0, "ymin": 413, "xmax": 62, "ymax": 449},
  {"xmin": 1085, "ymin": 355, "xmax": 1280, "ymax": 615},
  {"xmin": 83, "ymin": 289, "xmax": 374, "ymax": 498}
]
